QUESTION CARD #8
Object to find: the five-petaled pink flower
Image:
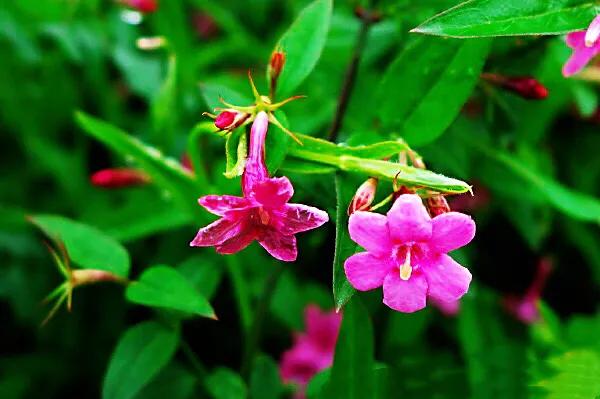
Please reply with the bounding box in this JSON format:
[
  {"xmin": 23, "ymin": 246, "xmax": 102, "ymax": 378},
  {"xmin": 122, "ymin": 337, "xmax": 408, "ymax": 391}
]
[
  {"xmin": 280, "ymin": 305, "xmax": 342, "ymax": 398},
  {"xmin": 190, "ymin": 111, "xmax": 329, "ymax": 261},
  {"xmin": 563, "ymin": 15, "xmax": 600, "ymax": 77},
  {"xmin": 344, "ymin": 194, "xmax": 475, "ymax": 313}
]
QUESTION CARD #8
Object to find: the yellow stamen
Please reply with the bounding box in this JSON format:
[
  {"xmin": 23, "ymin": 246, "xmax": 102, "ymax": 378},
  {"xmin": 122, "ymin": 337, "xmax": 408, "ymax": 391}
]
[{"xmin": 399, "ymin": 248, "xmax": 412, "ymax": 281}]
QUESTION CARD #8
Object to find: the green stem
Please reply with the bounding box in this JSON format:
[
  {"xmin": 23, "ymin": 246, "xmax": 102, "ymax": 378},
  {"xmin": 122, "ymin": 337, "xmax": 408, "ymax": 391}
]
[
  {"xmin": 180, "ymin": 339, "xmax": 208, "ymax": 378},
  {"xmin": 187, "ymin": 122, "xmax": 218, "ymax": 188},
  {"xmin": 240, "ymin": 265, "xmax": 284, "ymax": 381},
  {"xmin": 225, "ymin": 255, "xmax": 253, "ymax": 335}
]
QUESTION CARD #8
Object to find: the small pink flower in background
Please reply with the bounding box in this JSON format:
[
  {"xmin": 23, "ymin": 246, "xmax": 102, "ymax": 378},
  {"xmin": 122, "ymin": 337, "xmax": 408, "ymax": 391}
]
[
  {"xmin": 190, "ymin": 112, "xmax": 329, "ymax": 261},
  {"xmin": 280, "ymin": 305, "xmax": 342, "ymax": 397},
  {"xmin": 90, "ymin": 168, "xmax": 150, "ymax": 188},
  {"xmin": 563, "ymin": 15, "xmax": 600, "ymax": 77},
  {"xmin": 504, "ymin": 257, "xmax": 553, "ymax": 324},
  {"xmin": 344, "ymin": 194, "xmax": 475, "ymax": 313},
  {"xmin": 430, "ymin": 297, "xmax": 461, "ymax": 316}
]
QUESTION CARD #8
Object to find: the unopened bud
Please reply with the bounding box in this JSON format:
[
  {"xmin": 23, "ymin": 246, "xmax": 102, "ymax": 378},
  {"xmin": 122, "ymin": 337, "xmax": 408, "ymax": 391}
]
[
  {"xmin": 482, "ymin": 73, "xmax": 548, "ymax": 100},
  {"xmin": 268, "ymin": 50, "xmax": 286, "ymax": 96},
  {"xmin": 121, "ymin": 0, "xmax": 158, "ymax": 13},
  {"xmin": 136, "ymin": 36, "xmax": 167, "ymax": 50},
  {"xmin": 72, "ymin": 269, "xmax": 125, "ymax": 287},
  {"xmin": 426, "ymin": 195, "xmax": 451, "ymax": 217},
  {"xmin": 347, "ymin": 178, "xmax": 378, "ymax": 215},
  {"xmin": 214, "ymin": 110, "xmax": 249, "ymax": 131},
  {"xmin": 91, "ymin": 168, "xmax": 150, "ymax": 188}
]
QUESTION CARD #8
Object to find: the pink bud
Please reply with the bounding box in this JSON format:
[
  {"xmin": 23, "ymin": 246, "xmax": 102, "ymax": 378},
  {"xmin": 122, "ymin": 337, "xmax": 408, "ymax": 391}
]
[
  {"xmin": 426, "ymin": 195, "xmax": 451, "ymax": 217},
  {"xmin": 214, "ymin": 110, "xmax": 249, "ymax": 131},
  {"xmin": 482, "ymin": 73, "xmax": 548, "ymax": 100},
  {"xmin": 91, "ymin": 168, "xmax": 150, "ymax": 188},
  {"xmin": 347, "ymin": 177, "xmax": 378, "ymax": 215},
  {"xmin": 121, "ymin": 0, "xmax": 158, "ymax": 13}
]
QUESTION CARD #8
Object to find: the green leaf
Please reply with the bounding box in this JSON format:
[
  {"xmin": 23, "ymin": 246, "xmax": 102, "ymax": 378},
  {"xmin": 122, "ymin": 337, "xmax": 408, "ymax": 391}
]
[
  {"xmin": 75, "ymin": 112, "xmax": 201, "ymax": 217},
  {"xmin": 320, "ymin": 298, "xmax": 375, "ymax": 399},
  {"xmin": 536, "ymin": 350, "xmax": 600, "ymax": 398},
  {"xmin": 126, "ymin": 265, "xmax": 216, "ymax": 319},
  {"xmin": 377, "ymin": 36, "xmax": 491, "ymax": 146},
  {"xmin": 332, "ymin": 174, "xmax": 358, "ymax": 310},
  {"xmin": 177, "ymin": 256, "xmax": 224, "ymax": 300},
  {"xmin": 475, "ymin": 143, "xmax": 600, "ymax": 223},
  {"xmin": 306, "ymin": 369, "xmax": 330, "ymax": 399},
  {"xmin": 266, "ymin": 110, "xmax": 290, "ymax": 174},
  {"xmin": 134, "ymin": 365, "xmax": 196, "ymax": 399},
  {"xmin": 274, "ymin": 0, "xmax": 333, "ymax": 98},
  {"xmin": 205, "ymin": 367, "xmax": 247, "ymax": 399},
  {"xmin": 412, "ymin": 0, "xmax": 600, "ymax": 38},
  {"xmin": 200, "ymin": 82, "xmax": 253, "ymax": 111},
  {"xmin": 289, "ymin": 134, "xmax": 470, "ymax": 194},
  {"xmin": 150, "ymin": 54, "xmax": 178, "ymax": 148},
  {"xmin": 103, "ymin": 321, "xmax": 179, "ymax": 399},
  {"xmin": 224, "ymin": 129, "xmax": 247, "ymax": 178},
  {"xmin": 29, "ymin": 214, "xmax": 130, "ymax": 278},
  {"xmin": 280, "ymin": 159, "xmax": 336, "ymax": 175},
  {"xmin": 249, "ymin": 354, "xmax": 284, "ymax": 399}
]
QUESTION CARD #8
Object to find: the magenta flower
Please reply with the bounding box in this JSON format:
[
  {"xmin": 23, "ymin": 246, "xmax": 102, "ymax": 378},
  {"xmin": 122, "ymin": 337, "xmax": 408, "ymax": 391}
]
[
  {"xmin": 563, "ymin": 15, "xmax": 600, "ymax": 77},
  {"xmin": 344, "ymin": 194, "xmax": 475, "ymax": 313},
  {"xmin": 504, "ymin": 257, "xmax": 552, "ymax": 324},
  {"xmin": 190, "ymin": 111, "xmax": 329, "ymax": 261},
  {"xmin": 280, "ymin": 305, "xmax": 342, "ymax": 396}
]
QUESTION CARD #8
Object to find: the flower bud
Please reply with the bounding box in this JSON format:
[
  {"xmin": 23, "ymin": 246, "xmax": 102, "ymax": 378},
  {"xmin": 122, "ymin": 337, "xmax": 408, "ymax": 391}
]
[
  {"xmin": 269, "ymin": 51, "xmax": 286, "ymax": 81},
  {"xmin": 91, "ymin": 168, "xmax": 150, "ymax": 188},
  {"xmin": 426, "ymin": 195, "xmax": 451, "ymax": 217},
  {"xmin": 121, "ymin": 0, "xmax": 158, "ymax": 13},
  {"xmin": 72, "ymin": 269, "xmax": 125, "ymax": 286},
  {"xmin": 347, "ymin": 177, "xmax": 378, "ymax": 215},
  {"xmin": 193, "ymin": 12, "xmax": 219, "ymax": 40},
  {"xmin": 214, "ymin": 110, "xmax": 249, "ymax": 131},
  {"xmin": 482, "ymin": 73, "xmax": 548, "ymax": 100}
]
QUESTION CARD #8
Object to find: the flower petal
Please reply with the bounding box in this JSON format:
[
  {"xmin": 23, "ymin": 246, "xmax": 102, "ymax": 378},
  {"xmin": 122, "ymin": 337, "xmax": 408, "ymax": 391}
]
[
  {"xmin": 277, "ymin": 203, "xmax": 329, "ymax": 235},
  {"xmin": 387, "ymin": 194, "xmax": 432, "ymax": 243},
  {"xmin": 242, "ymin": 112, "xmax": 270, "ymax": 194},
  {"xmin": 258, "ymin": 228, "xmax": 297, "ymax": 262},
  {"xmin": 190, "ymin": 217, "xmax": 243, "ymax": 247},
  {"xmin": 345, "ymin": 252, "xmax": 393, "ymax": 291},
  {"xmin": 382, "ymin": 272, "xmax": 428, "ymax": 313},
  {"xmin": 585, "ymin": 15, "xmax": 600, "ymax": 47},
  {"xmin": 563, "ymin": 45, "xmax": 600, "ymax": 77},
  {"xmin": 566, "ymin": 31, "xmax": 585, "ymax": 48},
  {"xmin": 348, "ymin": 211, "xmax": 392, "ymax": 256},
  {"xmin": 430, "ymin": 212, "xmax": 476, "ymax": 253},
  {"xmin": 252, "ymin": 177, "xmax": 294, "ymax": 208},
  {"xmin": 215, "ymin": 224, "xmax": 257, "ymax": 254},
  {"xmin": 305, "ymin": 305, "xmax": 341, "ymax": 353},
  {"xmin": 423, "ymin": 254, "xmax": 472, "ymax": 303},
  {"xmin": 198, "ymin": 195, "xmax": 249, "ymax": 216}
]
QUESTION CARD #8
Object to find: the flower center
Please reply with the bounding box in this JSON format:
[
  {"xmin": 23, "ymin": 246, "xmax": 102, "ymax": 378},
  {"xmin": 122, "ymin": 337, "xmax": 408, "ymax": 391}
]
[
  {"xmin": 257, "ymin": 206, "xmax": 270, "ymax": 225},
  {"xmin": 399, "ymin": 246, "xmax": 413, "ymax": 281}
]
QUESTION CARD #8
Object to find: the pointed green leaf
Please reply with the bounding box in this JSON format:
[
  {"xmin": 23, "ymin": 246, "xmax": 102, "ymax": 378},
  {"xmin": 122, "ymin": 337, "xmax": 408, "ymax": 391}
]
[
  {"xmin": 377, "ymin": 36, "xmax": 491, "ymax": 146},
  {"xmin": 30, "ymin": 214, "xmax": 130, "ymax": 278},
  {"xmin": 536, "ymin": 350, "xmax": 600, "ymax": 398},
  {"xmin": 126, "ymin": 265, "xmax": 216, "ymax": 319},
  {"xmin": 103, "ymin": 321, "xmax": 179, "ymax": 399},
  {"xmin": 249, "ymin": 354, "xmax": 284, "ymax": 399},
  {"xmin": 205, "ymin": 367, "xmax": 247, "ymax": 399},
  {"xmin": 274, "ymin": 0, "xmax": 333, "ymax": 98},
  {"xmin": 413, "ymin": 0, "xmax": 600, "ymax": 38}
]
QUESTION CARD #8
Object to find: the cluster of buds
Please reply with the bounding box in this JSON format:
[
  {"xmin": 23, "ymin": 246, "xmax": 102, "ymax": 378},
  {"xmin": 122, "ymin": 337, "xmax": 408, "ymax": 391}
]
[
  {"xmin": 40, "ymin": 241, "xmax": 126, "ymax": 325},
  {"xmin": 203, "ymin": 70, "xmax": 304, "ymax": 144},
  {"xmin": 481, "ymin": 73, "xmax": 548, "ymax": 100}
]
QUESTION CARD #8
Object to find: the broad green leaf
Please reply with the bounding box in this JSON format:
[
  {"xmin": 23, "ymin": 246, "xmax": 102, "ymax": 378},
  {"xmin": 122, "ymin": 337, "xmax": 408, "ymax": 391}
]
[
  {"xmin": 205, "ymin": 367, "xmax": 247, "ymax": 399},
  {"xmin": 177, "ymin": 256, "xmax": 224, "ymax": 300},
  {"xmin": 320, "ymin": 298, "xmax": 375, "ymax": 399},
  {"xmin": 412, "ymin": 0, "xmax": 600, "ymax": 38},
  {"xmin": 476, "ymin": 143, "xmax": 600, "ymax": 223},
  {"xmin": 224, "ymin": 129, "xmax": 247, "ymax": 178},
  {"xmin": 249, "ymin": 354, "xmax": 284, "ymax": 399},
  {"xmin": 126, "ymin": 265, "xmax": 216, "ymax": 319},
  {"xmin": 536, "ymin": 350, "xmax": 600, "ymax": 398},
  {"xmin": 332, "ymin": 174, "xmax": 357, "ymax": 310},
  {"xmin": 29, "ymin": 215, "xmax": 130, "ymax": 278},
  {"xmin": 103, "ymin": 321, "xmax": 179, "ymax": 399},
  {"xmin": 75, "ymin": 112, "xmax": 201, "ymax": 218},
  {"xmin": 200, "ymin": 82, "xmax": 253, "ymax": 111},
  {"xmin": 377, "ymin": 36, "xmax": 491, "ymax": 146},
  {"xmin": 274, "ymin": 0, "xmax": 333, "ymax": 98},
  {"xmin": 134, "ymin": 365, "xmax": 196, "ymax": 399}
]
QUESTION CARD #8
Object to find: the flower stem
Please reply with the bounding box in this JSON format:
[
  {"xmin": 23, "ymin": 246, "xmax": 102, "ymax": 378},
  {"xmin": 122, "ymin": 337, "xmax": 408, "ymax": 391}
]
[
  {"xmin": 328, "ymin": 7, "xmax": 379, "ymax": 142},
  {"xmin": 225, "ymin": 256, "xmax": 253, "ymax": 335},
  {"xmin": 240, "ymin": 265, "xmax": 284, "ymax": 381}
]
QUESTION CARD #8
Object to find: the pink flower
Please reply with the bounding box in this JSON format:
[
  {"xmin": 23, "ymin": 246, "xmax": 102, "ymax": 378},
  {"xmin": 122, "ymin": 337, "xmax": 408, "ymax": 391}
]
[
  {"xmin": 563, "ymin": 15, "xmax": 600, "ymax": 77},
  {"xmin": 344, "ymin": 194, "xmax": 475, "ymax": 313},
  {"xmin": 190, "ymin": 112, "xmax": 329, "ymax": 261},
  {"xmin": 280, "ymin": 305, "xmax": 342, "ymax": 396},
  {"xmin": 504, "ymin": 257, "xmax": 552, "ymax": 324}
]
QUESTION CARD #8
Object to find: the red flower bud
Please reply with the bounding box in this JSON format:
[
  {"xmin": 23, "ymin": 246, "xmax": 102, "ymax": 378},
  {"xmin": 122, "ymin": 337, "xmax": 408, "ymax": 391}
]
[
  {"xmin": 91, "ymin": 168, "xmax": 150, "ymax": 188},
  {"xmin": 193, "ymin": 12, "xmax": 219, "ymax": 40},
  {"xmin": 347, "ymin": 177, "xmax": 378, "ymax": 215},
  {"xmin": 214, "ymin": 110, "xmax": 249, "ymax": 131},
  {"xmin": 269, "ymin": 51, "xmax": 286, "ymax": 80},
  {"xmin": 426, "ymin": 195, "xmax": 451, "ymax": 217},
  {"xmin": 121, "ymin": 0, "xmax": 158, "ymax": 13},
  {"xmin": 482, "ymin": 73, "xmax": 548, "ymax": 100}
]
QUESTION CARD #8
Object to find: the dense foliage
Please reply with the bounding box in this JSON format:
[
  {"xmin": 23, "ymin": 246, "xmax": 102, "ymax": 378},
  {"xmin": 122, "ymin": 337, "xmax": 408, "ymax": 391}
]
[{"xmin": 2, "ymin": 0, "xmax": 600, "ymax": 398}]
